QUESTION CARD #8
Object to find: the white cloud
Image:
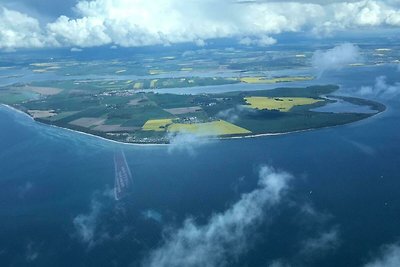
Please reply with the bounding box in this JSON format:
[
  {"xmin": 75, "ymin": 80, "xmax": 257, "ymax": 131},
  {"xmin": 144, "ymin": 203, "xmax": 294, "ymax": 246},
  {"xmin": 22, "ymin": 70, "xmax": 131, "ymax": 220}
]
[
  {"xmin": 357, "ymin": 76, "xmax": 400, "ymax": 98},
  {"xmin": 217, "ymin": 105, "xmax": 250, "ymax": 123},
  {"xmin": 1, "ymin": 0, "xmax": 400, "ymax": 50},
  {"xmin": 301, "ymin": 228, "xmax": 340, "ymax": 255},
  {"xmin": 47, "ymin": 15, "xmax": 111, "ymax": 47},
  {"xmin": 0, "ymin": 7, "xmax": 49, "ymax": 51},
  {"xmin": 195, "ymin": 39, "xmax": 207, "ymax": 47},
  {"xmin": 142, "ymin": 165, "xmax": 293, "ymax": 267},
  {"xmin": 70, "ymin": 47, "xmax": 83, "ymax": 52},
  {"xmin": 73, "ymin": 197, "xmax": 103, "ymax": 246},
  {"xmin": 239, "ymin": 35, "xmax": 277, "ymax": 46},
  {"xmin": 312, "ymin": 43, "xmax": 361, "ymax": 75},
  {"xmin": 168, "ymin": 132, "xmax": 213, "ymax": 156},
  {"xmin": 142, "ymin": 210, "xmax": 163, "ymax": 223},
  {"xmin": 25, "ymin": 242, "xmax": 39, "ymax": 262},
  {"xmin": 268, "ymin": 260, "xmax": 291, "ymax": 267},
  {"xmin": 364, "ymin": 243, "xmax": 400, "ymax": 267},
  {"xmin": 73, "ymin": 188, "xmax": 113, "ymax": 247}
]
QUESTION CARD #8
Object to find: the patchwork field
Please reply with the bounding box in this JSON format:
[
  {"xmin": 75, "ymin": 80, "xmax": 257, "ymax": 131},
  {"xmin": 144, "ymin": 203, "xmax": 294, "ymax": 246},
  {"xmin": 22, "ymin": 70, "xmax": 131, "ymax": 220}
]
[{"xmin": 0, "ymin": 81, "xmax": 385, "ymax": 144}]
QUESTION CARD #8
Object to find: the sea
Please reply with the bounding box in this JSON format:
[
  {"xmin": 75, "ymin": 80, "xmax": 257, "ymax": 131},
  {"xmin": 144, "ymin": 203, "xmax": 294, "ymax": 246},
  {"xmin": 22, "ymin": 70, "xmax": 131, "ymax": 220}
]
[{"xmin": 0, "ymin": 64, "xmax": 400, "ymax": 267}]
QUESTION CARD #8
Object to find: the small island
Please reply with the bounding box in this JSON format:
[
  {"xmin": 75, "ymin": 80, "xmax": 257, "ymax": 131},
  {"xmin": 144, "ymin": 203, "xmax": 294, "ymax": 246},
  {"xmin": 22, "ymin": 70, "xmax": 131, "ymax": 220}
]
[{"xmin": 0, "ymin": 81, "xmax": 385, "ymax": 144}]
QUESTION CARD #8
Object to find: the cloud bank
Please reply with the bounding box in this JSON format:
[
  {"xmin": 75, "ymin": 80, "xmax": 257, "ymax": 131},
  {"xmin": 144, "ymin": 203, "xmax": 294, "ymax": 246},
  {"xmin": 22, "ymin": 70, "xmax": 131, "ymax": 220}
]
[
  {"xmin": 142, "ymin": 166, "xmax": 293, "ymax": 267},
  {"xmin": 1, "ymin": 0, "xmax": 400, "ymax": 50}
]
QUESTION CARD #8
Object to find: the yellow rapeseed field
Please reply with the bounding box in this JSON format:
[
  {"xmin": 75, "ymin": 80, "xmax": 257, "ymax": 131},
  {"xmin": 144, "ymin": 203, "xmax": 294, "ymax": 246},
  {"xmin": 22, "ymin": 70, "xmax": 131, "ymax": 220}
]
[
  {"xmin": 142, "ymin": 119, "xmax": 173, "ymax": 131},
  {"xmin": 240, "ymin": 76, "xmax": 313, "ymax": 84},
  {"xmin": 133, "ymin": 82, "xmax": 143, "ymax": 89},
  {"xmin": 167, "ymin": 120, "xmax": 251, "ymax": 136},
  {"xmin": 244, "ymin": 97, "xmax": 321, "ymax": 112}
]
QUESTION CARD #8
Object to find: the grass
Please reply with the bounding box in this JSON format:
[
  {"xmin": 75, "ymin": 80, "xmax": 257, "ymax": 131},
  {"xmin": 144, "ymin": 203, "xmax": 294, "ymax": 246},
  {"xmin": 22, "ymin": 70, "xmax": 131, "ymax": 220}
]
[
  {"xmin": 142, "ymin": 119, "xmax": 174, "ymax": 131},
  {"xmin": 244, "ymin": 97, "xmax": 322, "ymax": 112},
  {"xmin": 167, "ymin": 120, "xmax": 251, "ymax": 136}
]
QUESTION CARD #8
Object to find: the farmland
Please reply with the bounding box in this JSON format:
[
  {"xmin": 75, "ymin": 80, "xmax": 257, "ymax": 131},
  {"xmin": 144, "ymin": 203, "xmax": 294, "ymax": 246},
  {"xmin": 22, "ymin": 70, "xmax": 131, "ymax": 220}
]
[
  {"xmin": 244, "ymin": 97, "xmax": 322, "ymax": 112},
  {"xmin": 239, "ymin": 76, "xmax": 314, "ymax": 84},
  {"xmin": 0, "ymin": 81, "xmax": 385, "ymax": 144},
  {"xmin": 168, "ymin": 120, "xmax": 251, "ymax": 136}
]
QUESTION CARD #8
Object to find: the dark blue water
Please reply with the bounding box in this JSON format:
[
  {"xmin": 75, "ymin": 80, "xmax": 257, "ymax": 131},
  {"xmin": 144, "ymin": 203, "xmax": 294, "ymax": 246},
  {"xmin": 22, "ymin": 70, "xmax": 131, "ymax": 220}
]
[{"xmin": 1, "ymin": 67, "xmax": 400, "ymax": 266}]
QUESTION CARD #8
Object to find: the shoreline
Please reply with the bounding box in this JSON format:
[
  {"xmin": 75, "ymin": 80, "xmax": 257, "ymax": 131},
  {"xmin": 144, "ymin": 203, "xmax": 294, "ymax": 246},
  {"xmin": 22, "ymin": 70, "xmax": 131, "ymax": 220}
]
[
  {"xmin": 0, "ymin": 103, "xmax": 386, "ymax": 146},
  {"xmin": 1, "ymin": 104, "xmax": 168, "ymax": 147}
]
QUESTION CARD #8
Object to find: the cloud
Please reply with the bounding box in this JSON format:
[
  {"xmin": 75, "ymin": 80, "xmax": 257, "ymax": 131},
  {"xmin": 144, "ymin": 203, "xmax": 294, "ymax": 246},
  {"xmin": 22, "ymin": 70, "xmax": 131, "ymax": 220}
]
[
  {"xmin": 268, "ymin": 260, "xmax": 291, "ymax": 267},
  {"xmin": 217, "ymin": 106, "xmax": 242, "ymax": 123},
  {"xmin": 217, "ymin": 105, "xmax": 256, "ymax": 123},
  {"xmin": 195, "ymin": 39, "xmax": 207, "ymax": 47},
  {"xmin": 168, "ymin": 132, "xmax": 213, "ymax": 156},
  {"xmin": 142, "ymin": 165, "xmax": 293, "ymax": 267},
  {"xmin": 364, "ymin": 243, "xmax": 400, "ymax": 267},
  {"xmin": 70, "ymin": 47, "xmax": 83, "ymax": 52},
  {"xmin": 73, "ymin": 188, "xmax": 113, "ymax": 247},
  {"xmin": 357, "ymin": 76, "xmax": 400, "ymax": 98},
  {"xmin": 312, "ymin": 43, "xmax": 361, "ymax": 75},
  {"xmin": 142, "ymin": 210, "xmax": 163, "ymax": 223},
  {"xmin": 301, "ymin": 227, "xmax": 340, "ymax": 255},
  {"xmin": 239, "ymin": 35, "xmax": 277, "ymax": 46},
  {"xmin": 0, "ymin": 7, "xmax": 50, "ymax": 51},
  {"xmin": 73, "ymin": 197, "xmax": 103, "ymax": 246},
  {"xmin": 25, "ymin": 241, "xmax": 39, "ymax": 262},
  {"xmin": 1, "ymin": 0, "xmax": 400, "ymax": 50}
]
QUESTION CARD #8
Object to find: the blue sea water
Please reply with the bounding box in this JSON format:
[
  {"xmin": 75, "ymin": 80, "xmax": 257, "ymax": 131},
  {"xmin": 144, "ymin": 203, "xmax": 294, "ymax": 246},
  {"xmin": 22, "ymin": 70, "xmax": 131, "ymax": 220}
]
[{"xmin": 1, "ymin": 66, "xmax": 400, "ymax": 267}]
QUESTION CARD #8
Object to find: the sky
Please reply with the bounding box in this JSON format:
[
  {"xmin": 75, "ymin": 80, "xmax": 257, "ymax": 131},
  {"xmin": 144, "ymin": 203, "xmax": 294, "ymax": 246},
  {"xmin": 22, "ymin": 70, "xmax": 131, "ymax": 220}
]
[{"xmin": 1, "ymin": 0, "xmax": 400, "ymax": 51}]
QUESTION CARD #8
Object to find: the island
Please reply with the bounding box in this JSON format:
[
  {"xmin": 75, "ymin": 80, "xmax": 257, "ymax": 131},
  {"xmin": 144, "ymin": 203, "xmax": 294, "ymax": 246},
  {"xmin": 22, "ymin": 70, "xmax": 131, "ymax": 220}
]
[{"xmin": 0, "ymin": 81, "xmax": 385, "ymax": 144}]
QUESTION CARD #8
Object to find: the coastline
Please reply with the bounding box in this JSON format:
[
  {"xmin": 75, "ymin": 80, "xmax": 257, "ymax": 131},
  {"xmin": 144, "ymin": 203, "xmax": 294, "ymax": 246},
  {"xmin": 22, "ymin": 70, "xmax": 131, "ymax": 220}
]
[
  {"xmin": 0, "ymin": 104, "xmax": 167, "ymax": 147},
  {"xmin": 0, "ymin": 103, "xmax": 386, "ymax": 146}
]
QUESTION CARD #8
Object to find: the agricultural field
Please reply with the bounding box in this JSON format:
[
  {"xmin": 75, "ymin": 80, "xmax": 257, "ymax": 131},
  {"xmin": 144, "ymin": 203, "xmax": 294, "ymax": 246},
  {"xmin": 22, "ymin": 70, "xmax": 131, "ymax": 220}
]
[
  {"xmin": 0, "ymin": 80, "xmax": 385, "ymax": 143},
  {"xmin": 244, "ymin": 97, "xmax": 322, "ymax": 112},
  {"xmin": 239, "ymin": 76, "xmax": 314, "ymax": 84},
  {"xmin": 168, "ymin": 120, "xmax": 251, "ymax": 136},
  {"xmin": 142, "ymin": 119, "xmax": 174, "ymax": 131}
]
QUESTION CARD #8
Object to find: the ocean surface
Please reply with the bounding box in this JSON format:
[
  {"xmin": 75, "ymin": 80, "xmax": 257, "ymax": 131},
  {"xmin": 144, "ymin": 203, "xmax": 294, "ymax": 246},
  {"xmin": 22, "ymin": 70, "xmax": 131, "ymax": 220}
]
[{"xmin": 1, "ymin": 65, "xmax": 400, "ymax": 266}]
